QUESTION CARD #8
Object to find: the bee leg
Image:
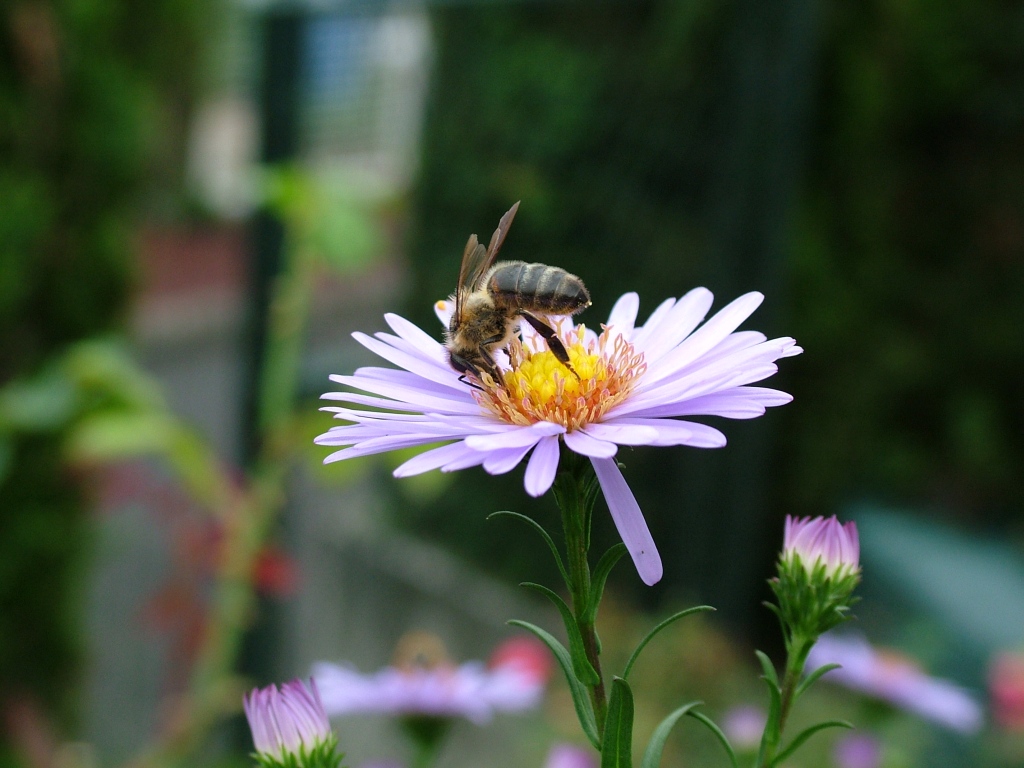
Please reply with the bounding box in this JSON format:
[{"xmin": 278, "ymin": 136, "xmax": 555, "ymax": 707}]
[
  {"xmin": 519, "ymin": 311, "xmax": 580, "ymax": 380},
  {"xmin": 458, "ymin": 374, "xmax": 484, "ymax": 392}
]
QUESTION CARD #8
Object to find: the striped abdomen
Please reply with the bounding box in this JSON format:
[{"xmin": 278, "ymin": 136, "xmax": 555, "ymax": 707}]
[{"xmin": 486, "ymin": 261, "xmax": 591, "ymax": 315}]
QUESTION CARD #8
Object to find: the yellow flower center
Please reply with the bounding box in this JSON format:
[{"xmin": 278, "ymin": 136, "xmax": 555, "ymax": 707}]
[{"xmin": 476, "ymin": 324, "xmax": 646, "ymax": 431}]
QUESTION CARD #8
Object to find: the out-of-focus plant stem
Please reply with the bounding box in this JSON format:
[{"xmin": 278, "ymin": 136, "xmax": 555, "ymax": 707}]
[{"xmin": 126, "ymin": 227, "xmax": 315, "ymax": 768}]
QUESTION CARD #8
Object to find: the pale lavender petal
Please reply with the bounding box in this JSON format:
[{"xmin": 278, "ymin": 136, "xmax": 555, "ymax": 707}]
[
  {"xmin": 353, "ymin": 332, "xmax": 465, "ymax": 389},
  {"xmin": 579, "ymin": 423, "xmax": 660, "ymax": 445},
  {"xmin": 606, "ymin": 292, "xmax": 640, "ymax": 337},
  {"xmin": 604, "ymin": 418, "xmax": 727, "ymax": 448},
  {"xmin": 393, "ymin": 442, "xmax": 475, "ymax": 477},
  {"xmin": 630, "ymin": 288, "xmax": 714, "ymax": 361},
  {"xmin": 323, "ymin": 435, "xmax": 449, "ymax": 463},
  {"xmin": 641, "ymin": 292, "xmax": 765, "ymax": 386},
  {"xmin": 524, "ymin": 435, "xmax": 561, "ymax": 497},
  {"xmin": 563, "ymin": 430, "xmax": 618, "ymax": 458},
  {"xmin": 622, "ymin": 387, "xmax": 793, "ymax": 420},
  {"xmin": 465, "ymin": 421, "xmax": 565, "ymax": 451},
  {"xmin": 626, "ymin": 297, "xmax": 675, "ymax": 345},
  {"xmin": 590, "ymin": 457, "xmax": 662, "ymax": 585},
  {"xmin": 483, "ymin": 444, "xmax": 535, "ymax": 474},
  {"xmin": 326, "ymin": 374, "xmax": 482, "ymax": 415},
  {"xmin": 384, "ymin": 312, "xmax": 449, "ymax": 364}
]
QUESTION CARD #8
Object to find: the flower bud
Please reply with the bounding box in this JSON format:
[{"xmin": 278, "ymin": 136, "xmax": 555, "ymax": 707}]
[
  {"xmin": 244, "ymin": 678, "xmax": 342, "ymax": 768},
  {"xmin": 770, "ymin": 515, "xmax": 861, "ymax": 641}
]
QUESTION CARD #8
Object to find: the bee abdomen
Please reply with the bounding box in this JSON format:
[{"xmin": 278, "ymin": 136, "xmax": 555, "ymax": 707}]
[{"xmin": 488, "ymin": 261, "xmax": 591, "ymax": 315}]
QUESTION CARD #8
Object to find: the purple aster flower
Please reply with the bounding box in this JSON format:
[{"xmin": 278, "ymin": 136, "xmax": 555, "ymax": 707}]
[
  {"xmin": 783, "ymin": 515, "xmax": 860, "ymax": 578},
  {"xmin": 544, "ymin": 743, "xmax": 597, "ymax": 768},
  {"xmin": 721, "ymin": 704, "xmax": 767, "ymax": 750},
  {"xmin": 833, "ymin": 733, "xmax": 882, "ymax": 768},
  {"xmin": 316, "ymin": 289, "xmax": 800, "ymax": 585},
  {"xmin": 807, "ymin": 632, "xmax": 984, "ymax": 734},
  {"xmin": 312, "ymin": 637, "xmax": 547, "ymax": 724},
  {"xmin": 244, "ymin": 678, "xmax": 336, "ymax": 763}
]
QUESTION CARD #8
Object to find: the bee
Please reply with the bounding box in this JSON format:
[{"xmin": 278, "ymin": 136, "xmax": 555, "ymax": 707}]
[{"xmin": 445, "ymin": 201, "xmax": 591, "ymax": 384}]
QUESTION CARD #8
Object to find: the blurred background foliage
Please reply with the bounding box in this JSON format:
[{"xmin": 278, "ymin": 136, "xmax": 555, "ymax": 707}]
[{"xmin": 0, "ymin": 0, "xmax": 208, "ymax": 750}]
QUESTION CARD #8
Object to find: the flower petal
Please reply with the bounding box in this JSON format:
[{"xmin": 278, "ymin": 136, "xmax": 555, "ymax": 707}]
[
  {"xmin": 482, "ymin": 444, "xmax": 535, "ymax": 475},
  {"xmin": 393, "ymin": 442, "xmax": 475, "ymax": 477},
  {"xmin": 523, "ymin": 435, "xmax": 560, "ymax": 497},
  {"xmin": 590, "ymin": 457, "xmax": 662, "ymax": 585},
  {"xmin": 465, "ymin": 421, "xmax": 565, "ymax": 451},
  {"xmin": 631, "ymin": 287, "xmax": 714, "ymax": 363},
  {"xmin": 581, "ymin": 422, "xmax": 660, "ymax": 445},
  {"xmin": 563, "ymin": 429, "xmax": 618, "ymax": 458},
  {"xmin": 606, "ymin": 292, "xmax": 640, "ymax": 337},
  {"xmin": 606, "ymin": 418, "xmax": 727, "ymax": 448}
]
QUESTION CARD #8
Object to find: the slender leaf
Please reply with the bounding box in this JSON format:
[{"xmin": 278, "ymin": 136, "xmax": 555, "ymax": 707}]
[
  {"xmin": 686, "ymin": 711, "xmax": 738, "ymax": 768},
  {"xmin": 770, "ymin": 720, "xmax": 853, "ymax": 767},
  {"xmin": 795, "ymin": 663, "xmax": 841, "ymax": 699},
  {"xmin": 754, "ymin": 650, "xmax": 780, "ymax": 689},
  {"xmin": 639, "ymin": 701, "xmax": 702, "ymax": 768},
  {"xmin": 585, "ymin": 543, "xmax": 627, "ymax": 624},
  {"xmin": 508, "ymin": 619, "xmax": 599, "ymax": 749},
  {"xmin": 622, "ymin": 606, "xmax": 714, "ymax": 680},
  {"xmin": 521, "ymin": 582, "xmax": 599, "ymax": 685},
  {"xmin": 601, "ymin": 677, "xmax": 634, "ymax": 768},
  {"xmin": 489, "ymin": 510, "xmax": 569, "ymax": 586}
]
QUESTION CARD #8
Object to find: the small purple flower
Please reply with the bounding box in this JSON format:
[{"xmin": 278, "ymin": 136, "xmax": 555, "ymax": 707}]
[
  {"xmin": 316, "ymin": 290, "xmax": 800, "ymax": 585},
  {"xmin": 833, "ymin": 733, "xmax": 882, "ymax": 768},
  {"xmin": 544, "ymin": 743, "xmax": 597, "ymax": 768},
  {"xmin": 244, "ymin": 678, "xmax": 335, "ymax": 761},
  {"xmin": 721, "ymin": 705, "xmax": 766, "ymax": 750},
  {"xmin": 807, "ymin": 632, "xmax": 984, "ymax": 734},
  {"xmin": 784, "ymin": 515, "xmax": 860, "ymax": 577}
]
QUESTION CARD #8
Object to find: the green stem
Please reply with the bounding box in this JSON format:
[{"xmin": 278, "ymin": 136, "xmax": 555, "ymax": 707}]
[
  {"xmin": 553, "ymin": 449, "xmax": 608, "ymax": 737},
  {"xmin": 757, "ymin": 635, "xmax": 813, "ymax": 768}
]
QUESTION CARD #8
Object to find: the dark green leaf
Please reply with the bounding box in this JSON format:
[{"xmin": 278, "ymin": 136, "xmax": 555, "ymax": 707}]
[
  {"xmin": 585, "ymin": 542, "xmax": 627, "ymax": 624},
  {"xmin": 488, "ymin": 510, "xmax": 569, "ymax": 586},
  {"xmin": 754, "ymin": 650, "xmax": 780, "ymax": 688},
  {"xmin": 686, "ymin": 711, "xmax": 738, "ymax": 768},
  {"xmin": 622, "ymin": 606, "xmax": 715, "ymax": 680},
  {"xmin": 639, "ymin": 701, "xmax": 702, "ymax": 768},
  {"xmin": 508, "ymin": 619, "xmax": 599, "ymax": 748},
  {"xmin": 521, "ymin": 582, "xmax": 599, "ymax": 685},
  {"xmin": 601, "ymin": 677, "xmax": 634, "ymax": 768},
  {"xmin": 795, "ymin": 662, "xmax": 841, "ymax": 699},
  {"xmin": 770, "ymin": 720, "xmax": 853, "ymax": 766}
]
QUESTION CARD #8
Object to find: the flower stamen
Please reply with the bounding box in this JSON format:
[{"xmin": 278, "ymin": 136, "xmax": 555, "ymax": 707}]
[{"xmin": 476, "ymin": 324, "xmax": 646, "ymax": 431}]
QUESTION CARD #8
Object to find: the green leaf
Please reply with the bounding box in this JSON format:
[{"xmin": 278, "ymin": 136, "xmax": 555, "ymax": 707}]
[
  {"xmin": 622, "ymin": 606, "xmax": 715, "ymax": 680},
  {"xmin": 520, "ymin": 582, "xmax": 599, "ymax": 685},
  {"xmin": 585, "ymin": 542, "xmax": 627, "ymax": 624},
  {"xmin": 66, "ymin": 411, "xmax": 178, "ymax": 461},
  {"xmin": 795, "ymin": 662, "xmax": 841, "ymax": 699},
  {"xmin": 601, "ymin": 677, "xmax": 634, "ymax": 768},
  {"xmin": 639, "ymin": 701, "xmax": 702, "ymax": 768},
  {"xmin": 508, "ymin": 619, "xmax": 599, "ymax": 749},
  {"xmin": 488, "ymin": 510, "xmax": 569, "ymax": 586},
  {"xmin": 770, "ymin": 720, "xmax": 852, "ymax": 767},
  {"xmin": 0, "ymin": 370, "xmax": 78, "ymax": 431},
  {"xmin": 754, "ymin": 650, "xmax": 780, "ymax": 689},
  {"xmin": 686, "ymin": 711, "xmax": 738, "ymax": 768}
]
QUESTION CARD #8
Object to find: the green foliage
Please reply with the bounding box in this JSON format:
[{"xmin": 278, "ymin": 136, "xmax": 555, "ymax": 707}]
[{"xmin": 0, "ymin": 0, "xmax": 211, "ymax": 736}]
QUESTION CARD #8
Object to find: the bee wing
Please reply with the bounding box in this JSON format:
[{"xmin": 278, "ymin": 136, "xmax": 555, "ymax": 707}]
[
  {"xmin": 454, "ymin": 202, "xmax": 521, "ymax": 322},
  {"xmin": 455, "ymin": 235, "xmax": 488, "ymax": 323},
  {"xmin": 484, "ymin": 201, "xmax": 520, "ymax": 268}
]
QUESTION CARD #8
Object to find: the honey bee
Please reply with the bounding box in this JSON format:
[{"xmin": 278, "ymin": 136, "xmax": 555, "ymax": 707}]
[{"xmin": 445, "ymin": 201, "xmax": 591, "ymax": 384}]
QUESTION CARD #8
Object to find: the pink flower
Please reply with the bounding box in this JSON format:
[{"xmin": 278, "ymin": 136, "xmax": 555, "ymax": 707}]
[
  {"xmin": 989, "ymin": 651, "xmax": 1024, "ymax": 731},
  {"xmin": 243, "ymin": 678, "xmax": 334, "ymax": 759},
  {"xmin": 316, "ymin": 290, "xmax": 800, "ymax": 585},
  {"xmin": 807, "ymin": 632, "xmax": 983, "ymax": 734},
  {"xmin": 783, "ymin": 515, "xmax": 860, "ymax": 577},
  {"xmin": 721, "ymin": 705, "xmax": 766, "ymax": 750}
]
